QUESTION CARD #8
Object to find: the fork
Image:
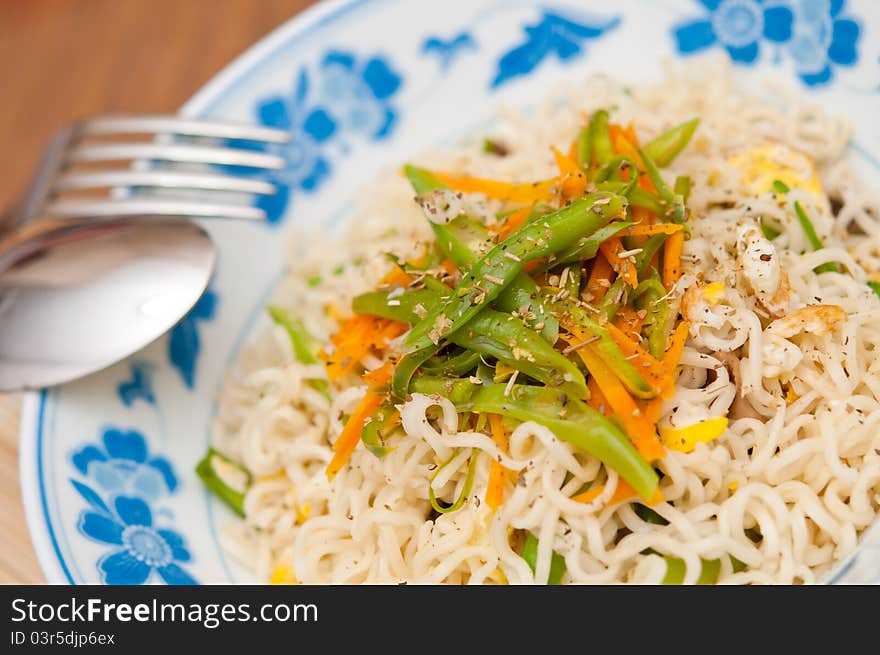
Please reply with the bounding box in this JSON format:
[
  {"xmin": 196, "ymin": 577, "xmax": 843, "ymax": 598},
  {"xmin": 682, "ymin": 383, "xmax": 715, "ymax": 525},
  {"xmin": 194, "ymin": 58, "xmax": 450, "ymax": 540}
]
[
  {"xmin": 15, "ymin": 114, "xmax": 290, "ymax": 224},
  {"xmin": 0, "ymin": 114, "xmax": 289, "ymax": 270}
]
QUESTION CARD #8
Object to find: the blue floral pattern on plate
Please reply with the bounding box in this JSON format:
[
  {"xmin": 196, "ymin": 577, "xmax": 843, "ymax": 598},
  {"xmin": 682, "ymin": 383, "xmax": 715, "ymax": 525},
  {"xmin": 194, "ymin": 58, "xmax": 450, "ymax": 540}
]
[
  {"xmin": 422, "ymin": 32, "xmax": 478, "ymax": 70},
  {"xmin": 117, "ymin": 362, "xmax": 156, "ymax": 407},
  {"xmin": 238, "ymin": 50, "xmax": 403, "ymax": 225},
  {"xmin": 79, "ymin": 496, "xmax": 196, "ymax": 585},
  {"xmin": 492, "ymin": 10, "xmax": 620, "ymax": 88},
  {"xmin": 673, "ymin": 0, "xmax": 860, "ymax": 85},
  {"xmin": 168, "ymin": 285, "xmax": 217, "ymax": 389},
  {"xmin": 70, "ymin": 428, "xmax": 196, "ymax": 584}
]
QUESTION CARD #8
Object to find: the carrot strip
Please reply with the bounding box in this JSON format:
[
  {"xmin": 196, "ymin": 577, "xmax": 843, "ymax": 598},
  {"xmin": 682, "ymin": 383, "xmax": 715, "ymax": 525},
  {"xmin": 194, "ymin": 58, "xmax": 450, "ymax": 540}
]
[
  {"xmin": 362, "ymin": 360, "xmax": 394, "ymax": 388},
  {"xmin": 609, "ymin": 478, "xmax": 663, "ymax": 506},
  {"xmin": 622, "ymin": 223, "xmax": 684, "ymax": 237},
  {"xmin": 438, "ymin": 258, "xmax": 458, "ymax": 276},
  {"xmin": 584, "ymin": 251, "xmax": 614, "ymax": 301},
  {"xmin": 599, "ymin": 238, "xmax": 639, "ymax": 288},
  {"xmin": 485, "ymin": 414, "xmax": 511, "ymax": 510},
  {"xmin": 435, "ymin": 172, "xmax": 561, "ymax": 203},
  {"xmin": 613, "ymin": 305, "xmax": 644, "ymax": 341},
  {"xmin": 609, "ymin": 124, "xmax": 642, "ymax": 164},
  {"xmin": 381, "ymin": 265, "xmax": 413, "ymax": 288},
  {"xmin": 320, "ymin": 316, "xmax": 406, "ymax": 382},
  {"xmin": 576, "ymin": 345, "xmax": 666, "ymax": 461},
  {"xmin": 571, "ymin": 485, "xmax": 605, "ymax": 504},
  {"xmin": 571, "ymin": 478, "xmax": 663, "ymax": 506},
  {"xmin": 552, "ymin": 146, "xmax": 587, "ymax": 200},
  {"xmin": 495, "ymin": 203, "xmax": 534, "ymax": 240},
  {"xmin": 326, "ymin": 391, "xmax": 384, "ymax": 479},
  {"xmin": 605, "ymin": 322, "xmax": 665, "ymax": 385},
  {"xmin": 586, "ymin": 376, "xmax": 610, "ymax": 415},
  {"xmin": 663, "ymin": 230, "xmax": 685, "ymax": 291}
]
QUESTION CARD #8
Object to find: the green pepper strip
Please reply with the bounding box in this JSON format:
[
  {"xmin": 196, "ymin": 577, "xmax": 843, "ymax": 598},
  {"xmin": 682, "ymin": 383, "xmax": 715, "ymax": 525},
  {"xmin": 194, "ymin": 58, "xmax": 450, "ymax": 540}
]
[
  {"xmin": 195, "ymin": 449, "xmax": 251, "ymax": 517},
  {"xmin": 589, "ymin": 109, "xmax": 614, "ymax": 170},
  {"xmin": 403, "ymin": 164, "xmax": 449, "ymax": 194},
  {"xmin": 633, "ymin": 233, "xmax": 667, "ymax": 277},
  {"xmin": 428, "ymin": 450, "xmax": 478, "ymax": 514},
  {"xmin": 633, "ymin": 275, "xmax": 671, "ymax": 360},
  {"xmin": 597, "ymin": 277, "xmax": 626, "ymax": 323},
  {"xmin": 760, "ymin": 219, "xmax": 782, "ymax": 240},
  {"xmin": 794, "ymin": 200, "xmax": 839, "ymax": 274},
  {"xmin": 394, "ymin": 193, "xmax": 626, "ymax": 399},
  {"xmin": 267, "ymin": 305, "xmax": 330, "ymax": 397},
  {"xmin": 562, "ymin": 264, "xmax": 581, "ymax": 298},
  {"xmin": 355, "ymin": 288, "xmax": 589, "ymax": 398},
  {"xmin": 639, "ymin": 148, "xmax": 685, "ymax": 224},
  {"xmin": 521, "ymin": 531, "xmax": 567, "ymax": 585},
  {"xmin": 642, "ymin": 118, "xmax": 699, "ymax": 168},
  {"xmin": 410, "ymin": 379, "xmax": 658, "ymax": 499},
  {"xmin": 673, "ymin": 175, "xmax": 692, "ymax": 204},
  {"xmin": 868, "ymin": 281, "xmax": 880, "ymax": 299},
  {"xmin": 360, "ymin": 404, "xmax": 398, "ymax": 457},
  {"xmin": 576, "ymin": 123, "xmax": 592, "ymax": 170},
  {"xmin": 662, "ymin": 556, "xmax": 721, "ymax": 585},
  {"xmin": 432, "ymin": 216, "xmax": 559, "ymax": 342},
  {"xmin": 550, "ymin": 297, "xmax": 658, "ymax": 399},
  {"xmin": 553, "ymin": 221, "xmax": 633, "ymax": 267},
  {"xmin": 594, "ymin": 156, "xmax": 639, "ymax": 196},
  {"xmin": 626, "ymin": 186, "xmax": 668, "ymax": 216},
  {"xmin": 421, "ymin": 349, "xmax": 482, "ymax": 377}
]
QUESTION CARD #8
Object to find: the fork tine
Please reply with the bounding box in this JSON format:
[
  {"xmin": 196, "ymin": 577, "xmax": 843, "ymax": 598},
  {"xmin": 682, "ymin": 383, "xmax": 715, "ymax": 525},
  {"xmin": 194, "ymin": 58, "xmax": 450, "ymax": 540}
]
[
  {"xmin": 75, "ymin": 115, "xmax": 290, "ymax": 143},
  {"xmin": 53, "ymin": 170, "xmax": 277, "ymax": 195},
  {"xmin": 46, "ymin": 199, "xmax": 266, "ymax": 221},
  {"xmin": 67, "ymin": 143, "xmax": 286, "ymax": 169}
]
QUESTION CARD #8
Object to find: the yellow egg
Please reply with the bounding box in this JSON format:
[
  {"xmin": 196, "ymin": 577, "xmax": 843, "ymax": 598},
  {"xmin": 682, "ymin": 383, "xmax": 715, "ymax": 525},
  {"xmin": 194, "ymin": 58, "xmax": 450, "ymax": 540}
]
[
  {"xmin": 270, "ymin": 563, "xmax": 298, "ymax": 585},
  {"xmin": 727, "ymin": 144, "xmax": 827, "ymax": 212},
  {"xmin": 702, "ymin": 281, "xmax": 725, "ymax": 305}
]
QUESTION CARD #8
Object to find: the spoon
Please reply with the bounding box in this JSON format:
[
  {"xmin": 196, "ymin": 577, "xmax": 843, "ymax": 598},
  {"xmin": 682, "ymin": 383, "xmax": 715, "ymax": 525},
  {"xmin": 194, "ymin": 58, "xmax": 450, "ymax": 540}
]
[{"xmin": 0, "ymin": 218, "xmax": 214, "ymax": 391}]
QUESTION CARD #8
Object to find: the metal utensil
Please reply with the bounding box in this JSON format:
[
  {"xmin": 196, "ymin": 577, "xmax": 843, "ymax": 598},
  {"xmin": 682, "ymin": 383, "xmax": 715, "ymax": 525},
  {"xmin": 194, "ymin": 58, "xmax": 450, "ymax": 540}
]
[{"xmin": 0, "ymin": 115, "xmax": 289, "ymax": 391}]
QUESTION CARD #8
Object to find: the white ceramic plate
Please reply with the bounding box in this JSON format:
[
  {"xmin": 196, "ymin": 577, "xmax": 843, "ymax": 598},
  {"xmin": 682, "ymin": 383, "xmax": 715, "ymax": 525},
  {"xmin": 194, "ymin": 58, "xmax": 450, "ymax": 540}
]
[{"xmin": 20, "ymin": 0, "xmax": 880, "ymax": 584}]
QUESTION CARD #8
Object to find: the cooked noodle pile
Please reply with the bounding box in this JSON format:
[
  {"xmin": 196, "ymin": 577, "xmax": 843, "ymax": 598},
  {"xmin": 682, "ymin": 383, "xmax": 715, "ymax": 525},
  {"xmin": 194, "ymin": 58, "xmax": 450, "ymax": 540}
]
[{"xmin": 211, "ymin": 59, "xmax": 880, "ymax": 584}]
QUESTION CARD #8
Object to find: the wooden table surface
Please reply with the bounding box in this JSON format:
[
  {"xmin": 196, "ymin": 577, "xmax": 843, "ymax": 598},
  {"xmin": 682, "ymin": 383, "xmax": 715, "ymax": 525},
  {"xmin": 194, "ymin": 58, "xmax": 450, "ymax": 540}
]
[{"xmin": 0, "ymin": 0, "xmax": 315, "ymax": 585}]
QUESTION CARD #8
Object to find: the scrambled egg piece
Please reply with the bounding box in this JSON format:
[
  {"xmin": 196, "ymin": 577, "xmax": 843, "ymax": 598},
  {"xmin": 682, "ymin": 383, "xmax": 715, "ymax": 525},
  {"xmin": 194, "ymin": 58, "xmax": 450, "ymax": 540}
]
[
  {"xmin": 270, "ymin": 563, "xmax": 298, "ymax": 585},
  {"xmin": 728, "ymin": 144, "xmax": 827, "ymax": 212}
]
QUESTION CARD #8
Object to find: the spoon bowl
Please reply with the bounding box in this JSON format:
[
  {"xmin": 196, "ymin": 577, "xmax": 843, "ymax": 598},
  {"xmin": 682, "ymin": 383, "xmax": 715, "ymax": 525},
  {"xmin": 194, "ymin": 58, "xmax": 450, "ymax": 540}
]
[{"xmin": 0, "ymin": 218, "xmax": 214, "ymax": 391}]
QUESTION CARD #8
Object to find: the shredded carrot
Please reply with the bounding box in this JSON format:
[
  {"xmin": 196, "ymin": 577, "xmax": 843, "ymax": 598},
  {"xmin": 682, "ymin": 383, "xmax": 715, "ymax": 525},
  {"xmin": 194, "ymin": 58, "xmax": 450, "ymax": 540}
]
[
  {"xmin": 381, "ymin": 265, "xmax": 413, "ymax": 288},
  {"xmin": 320, "ymin": 316, "xmax": 407, "ymax": 382},
  {"xmin": 485, "ymin": 414, "xmax": 511, "ymax": 510},
  {"xmin": 552, "ymin": 146, "xmax": 587, "ymax": 200},
  {"xmin": 663, "ymin": 321, "xmax": 689, "ymax": 376},
  {"xmin": 605, "ymin": 322, "xmax": 665, "ymax": 386},
  {"xmin": 662, "ymin": 230, "xmax": 685, "ymax": 291},
  {"xmin": 609, "ymin": 123, "xmax": 642, "ymax": 164},
  {"xmin": 599, "ymin": 238, "xmax": 639, "ymax": 287},
  {"xmin": 584, "ymin": 251, "xmax": 614, "ymax": 301},
  {"xmin": 622, "ymin": 223, "xmax": 684, "ymax": 237},
  {"xmin": 586, "ymin": 376, "xmax": 610, "ymax": 415},
  {"xmin": 609, "ymin": 478, "xmax": 663, "ymax": 506},
  {"xmin": 362, "ymin": 360, "xmax": 394, "ymax": 388},
  {"xmin": 438, "ymin": 258, "xmax": 458, "ymax": 276},
  {"xmin": 571, "ymin": 478, "xmax": 663, "ymax": 506},
  {"xmin": 571, "ymin": 485, "xmax": 605, "ymax": 504},
  {"xmin": 326, "ymin": 390, "xmax": 384, "ymax": 479},
  {"xmin": 435, "ymin": 172, "xmax": 561, "ymax": 203},
  {"xmin": 574, "ymin": 343, "xmax": 666, "ymax": 462},
  {"xmin": 495, "ymin": 203, "xmax": 534, "ymax": 240},
  {"xmin": 613, "ymin": 305, "xmax": 644, "ymax": 342}
]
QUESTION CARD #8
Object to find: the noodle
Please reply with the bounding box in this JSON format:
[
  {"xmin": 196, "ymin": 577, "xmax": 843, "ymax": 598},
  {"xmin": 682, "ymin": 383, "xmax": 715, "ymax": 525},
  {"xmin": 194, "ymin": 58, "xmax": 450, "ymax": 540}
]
[{"xmin": 211, "ymin": 58, "xmax": 880, "ymax": 584}]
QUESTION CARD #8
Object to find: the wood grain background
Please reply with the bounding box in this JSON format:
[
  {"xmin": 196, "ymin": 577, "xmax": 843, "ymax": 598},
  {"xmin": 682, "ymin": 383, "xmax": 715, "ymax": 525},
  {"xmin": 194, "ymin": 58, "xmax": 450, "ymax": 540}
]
[{"xmin": 0, "ymin": 0, "xmax": 316, "ymax": 584}]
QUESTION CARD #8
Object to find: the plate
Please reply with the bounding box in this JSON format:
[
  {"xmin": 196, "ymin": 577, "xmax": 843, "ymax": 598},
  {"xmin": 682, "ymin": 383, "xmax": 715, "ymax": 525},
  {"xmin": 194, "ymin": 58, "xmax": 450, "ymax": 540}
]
[{"xmin": 20, "ymin": 0, "xmax": 880, "ymax": 584}]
